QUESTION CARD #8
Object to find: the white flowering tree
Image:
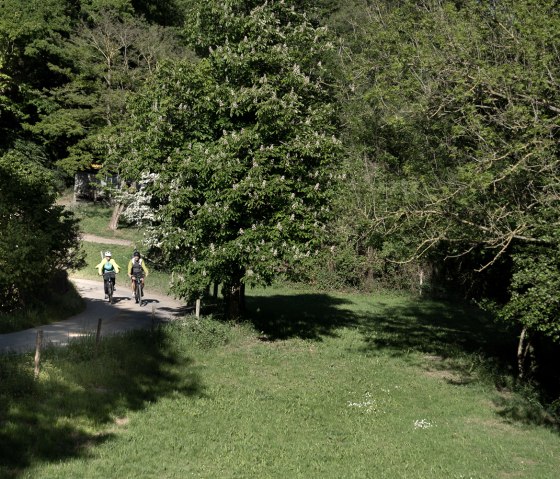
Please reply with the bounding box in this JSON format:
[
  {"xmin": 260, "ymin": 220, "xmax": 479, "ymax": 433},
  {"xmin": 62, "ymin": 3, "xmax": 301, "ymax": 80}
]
[{"xmin": 112, "ymin": 0, "xmax": 341, "ymax": 315}]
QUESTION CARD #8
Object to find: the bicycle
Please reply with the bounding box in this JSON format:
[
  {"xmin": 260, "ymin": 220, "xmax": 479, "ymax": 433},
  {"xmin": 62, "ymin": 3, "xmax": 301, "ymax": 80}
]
[
  {"xmin": 103, "ymin": 271, "xmax": 116, "ymax": 303},
  {"xmin": 132, "ymin": 273, "xmax": 144, "ymax": 305}
]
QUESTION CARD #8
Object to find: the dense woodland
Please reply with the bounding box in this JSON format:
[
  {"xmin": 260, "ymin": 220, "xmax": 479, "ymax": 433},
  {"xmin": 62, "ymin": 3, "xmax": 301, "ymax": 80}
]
[{"xmin": 1, "ymin": 0, "xmax": 559, "ymax": 383}]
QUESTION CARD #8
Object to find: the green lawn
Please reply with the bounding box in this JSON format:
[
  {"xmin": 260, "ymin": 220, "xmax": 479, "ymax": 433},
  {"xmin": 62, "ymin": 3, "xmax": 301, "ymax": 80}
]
[
  {"xmin": 2, "ymin": 287, "xmax": 559, "ymax": 478},
  {"xmin": 70, "ymin": 202, "xmax": 142, "ymax": 242}
]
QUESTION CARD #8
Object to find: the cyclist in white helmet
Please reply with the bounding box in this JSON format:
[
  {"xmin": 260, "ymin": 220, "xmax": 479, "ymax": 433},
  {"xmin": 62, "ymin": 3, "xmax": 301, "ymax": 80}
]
[{"xmin": 96, "ymin": 251, "xmax": 121, "ymax": 299}]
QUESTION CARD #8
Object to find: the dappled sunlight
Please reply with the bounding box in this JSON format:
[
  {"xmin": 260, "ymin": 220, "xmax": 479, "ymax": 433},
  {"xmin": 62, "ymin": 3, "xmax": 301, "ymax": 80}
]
[
  {"xmin": 355, "ymin": 301, "xmax": 516, "ymax": 365},
  {"xmin": 0, "ymin": 328, "xmax": 202, "ymax": 478}
]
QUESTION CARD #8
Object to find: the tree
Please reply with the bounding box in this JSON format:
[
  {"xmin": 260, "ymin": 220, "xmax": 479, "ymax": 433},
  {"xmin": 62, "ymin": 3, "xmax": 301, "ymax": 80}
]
[
  {"xmin": 0, "ymin": 0, "xmax": 77, "ymax": 155},
  {"xmin": 0, "ymin": 144, "xmax": 83, "ymax": 312},
  {"xmin": 334, "ymin": 0, "xmax": 560, "ymax": 371},
  {"xmin": 34, "ymin": 5, "xmax": 188, "ymax": 178},
  {"xmin": 111, "ymin": 0, "xmax": 341, "ymax": 315}
]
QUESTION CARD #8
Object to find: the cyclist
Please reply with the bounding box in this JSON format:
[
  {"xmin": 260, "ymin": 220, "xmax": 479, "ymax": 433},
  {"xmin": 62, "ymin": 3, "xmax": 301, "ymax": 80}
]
[
  {"xmin": 127, "ymin": 250, "xmax": 149, "ymax": 302},
  {"xmin": 96, "ymin": 251, "xmax": 121, "ymax": 299}
]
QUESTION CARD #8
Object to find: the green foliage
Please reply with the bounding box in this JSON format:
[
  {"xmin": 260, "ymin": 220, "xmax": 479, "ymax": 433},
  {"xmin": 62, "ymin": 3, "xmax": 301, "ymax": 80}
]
[
  {"xmin": 0, "ymin": 0, "xmax": 75, "ymax": 152},
  {"xmin": 0, "ymin": 145, "xmax": 84, "ymax": 311},
  {"xmin": 333, "ymin": 0, "xmax": 560, "ymax": 340},
  {"xmin": 0, "ymin": 0, "xmax": 188, "ymax": 178},
  {"xmin": 112, "ymin": 0, "xmax": 342, "ymax": 308},
  {"xmin": 499, "ymin": 246, "xmax": 560, "ymax": 342}
]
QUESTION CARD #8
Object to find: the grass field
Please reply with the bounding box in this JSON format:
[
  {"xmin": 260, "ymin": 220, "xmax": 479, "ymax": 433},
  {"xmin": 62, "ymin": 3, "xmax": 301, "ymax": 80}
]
[
  {"xmin": 2, "ymin": 287, "xmax": 559, "ymax": 478},
  {"xmin": 1, "ymin": 201, "xmax": 559, "ymax": 477},
  {"xmin": 69, "ymin": 201, "xmax": 143, "ymax": 242}
]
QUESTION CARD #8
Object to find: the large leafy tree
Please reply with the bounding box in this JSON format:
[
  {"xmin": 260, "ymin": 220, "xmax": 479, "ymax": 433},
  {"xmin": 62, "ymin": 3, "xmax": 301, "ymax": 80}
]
[
  {"xmin": 0, "ymin": 145, "xmax": 83, "ymax": 312},
  {"xmin": 336, "ymin": 0, "xmax": 560, "ymax": 371},
  {"xmin": 0, "ymin": 0, "xmax": 76, "ymax": 154},
  {"xmin": 35, "ymin": 2, "xmax": 188, "ymax": 177},
  {"xmin": 0, "ymin": 0, "xmax": 187, "ymax": 177},
  {"xmin": 112, "ymin": 0, "xmax": 341, "ymax": 314}
]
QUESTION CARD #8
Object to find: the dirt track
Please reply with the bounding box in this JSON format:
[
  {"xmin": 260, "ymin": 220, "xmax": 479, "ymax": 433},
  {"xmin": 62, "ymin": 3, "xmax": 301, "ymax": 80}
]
[
  {"xmin": 0, "ymin": 278, "xmax": 190, "ymax": 354},
  {"xmin": 80, "ymin": 233, "xmax": 133, "ymax": 246}
]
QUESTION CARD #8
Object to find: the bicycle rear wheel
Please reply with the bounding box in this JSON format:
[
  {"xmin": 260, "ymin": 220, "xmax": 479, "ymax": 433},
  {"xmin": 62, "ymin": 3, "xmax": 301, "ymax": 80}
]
[{"xmin": 135, "ymin": 279, "xmax": 141, "ymax": 304}]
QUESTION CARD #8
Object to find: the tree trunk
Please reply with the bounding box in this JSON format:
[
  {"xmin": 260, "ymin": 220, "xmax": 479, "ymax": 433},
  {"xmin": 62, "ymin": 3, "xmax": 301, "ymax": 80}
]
[
  {"xmin": 223, "ymin": 278, "xmax": 245, "ymax": 319},
  {"xmin": 365, "ymin": 246, "xmax": 374, "ymax": 288},
  {"xmin": 109, "ymin": 203, "xmax": 125, "ymax": 231},
  {"xmin": 517, "ymin": 326, "xmax": 534, "ymax": 380}
]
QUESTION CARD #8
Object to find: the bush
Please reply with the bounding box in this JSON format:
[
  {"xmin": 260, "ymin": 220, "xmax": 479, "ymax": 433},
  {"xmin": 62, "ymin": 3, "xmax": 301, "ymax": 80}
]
[{"xmin": 0, "ymin": 146, "xmax": 84, "ymax": 312}]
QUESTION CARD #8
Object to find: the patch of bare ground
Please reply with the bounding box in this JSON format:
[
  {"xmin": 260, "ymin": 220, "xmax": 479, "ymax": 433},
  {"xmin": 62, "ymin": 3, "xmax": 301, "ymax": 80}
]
[
  {"xmin": 497, "ymin": 471, "xmax": 525, "ymax": 479},
  {"xmin": 424, "ymin": 369, "xmax": 465, "ymax": 382},
  {"xmin": 422, "ymin": 354, "xmax": 473, "ymax": 384},
  {"xmin": 114, "ymin": 416, "xmax": 129, "ymax": 427},
  {"xmin": 80, "ymin": 233, "xmax": 132, "ymax": 246},
  {"xmin": 496, "ymin": 458, "xmax": 539, "ymax": 479},
  {"xmin": 466, "ymin": 416, "xmax": 521, "ymax": 434}
]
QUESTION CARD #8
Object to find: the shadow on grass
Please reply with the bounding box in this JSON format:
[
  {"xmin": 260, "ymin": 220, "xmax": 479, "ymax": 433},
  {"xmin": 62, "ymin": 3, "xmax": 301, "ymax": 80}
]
[
  {"xmin": 355, "ymin": 300, "xmax": 516, "ymax": 363},
  {"xmin": 246, "ymin": 293, "xmax": 513, "ymax": 362},
  {"xmin": 246, "ymin": 293, "xmax": 358, "ymax": 340},
  {"xmin": 245, "ymin": 292, "xmax": 560, "ymax": 431},
  {"xmin": 0, "ymin": 327, "xmax": 201, "ymax": 478}
]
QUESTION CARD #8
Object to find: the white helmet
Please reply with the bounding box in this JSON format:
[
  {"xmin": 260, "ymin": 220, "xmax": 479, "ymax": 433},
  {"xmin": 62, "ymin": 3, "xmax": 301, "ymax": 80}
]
[{"xmin": 104, "ymin": 251, "xmax": 112, "ymax": 257}]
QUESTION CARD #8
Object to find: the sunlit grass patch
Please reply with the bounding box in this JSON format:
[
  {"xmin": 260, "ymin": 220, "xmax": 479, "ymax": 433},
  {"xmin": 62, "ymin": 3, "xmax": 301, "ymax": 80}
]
[
  {"xmin": 69, "ymin": 202, "xmax": 141, "ymax": 241},
  {"xmin": 3, "ymin": 286, "xmax": 559, "ymax": 478}
]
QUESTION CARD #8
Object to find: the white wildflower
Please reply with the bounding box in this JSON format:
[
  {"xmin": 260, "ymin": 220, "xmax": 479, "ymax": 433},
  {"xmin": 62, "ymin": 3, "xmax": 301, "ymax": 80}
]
[{"xmin": 414, "ymin": 419, "xmax": 434, "ymax": 429}]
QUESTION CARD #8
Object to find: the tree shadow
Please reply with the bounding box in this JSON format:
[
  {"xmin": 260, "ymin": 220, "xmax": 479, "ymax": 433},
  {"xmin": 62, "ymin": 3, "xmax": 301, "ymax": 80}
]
[
  {"xmin": 245, "ymin": 292, "xmax": 559, "ymax": 432},
  {"xmin": 246, "ymin": 293, "xmax": 512, "ymax": 360},
  {"xmin": 0, "ymin": 327, "xmax": 202, "ymax": 478},
  {"xmin": 245, "ymin": 293, "xmax": 359, "ymax": 340},
  {"xmin": 355, "ymin": 300, "xmax": 516, "ymax": 365}
]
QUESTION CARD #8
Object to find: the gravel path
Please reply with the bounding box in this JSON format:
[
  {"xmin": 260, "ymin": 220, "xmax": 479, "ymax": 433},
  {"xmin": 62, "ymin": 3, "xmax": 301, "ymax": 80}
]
[
  {"xmin": 0, "ymin": 279, "xmax": 190, "ymax": 354},
  {"xmin": 80, "ymin": 233, "xmax": 133, "ymax": 246},
  {"xmin": 0, "ymin": 234, "xmax": 191, "ymax": 353}
]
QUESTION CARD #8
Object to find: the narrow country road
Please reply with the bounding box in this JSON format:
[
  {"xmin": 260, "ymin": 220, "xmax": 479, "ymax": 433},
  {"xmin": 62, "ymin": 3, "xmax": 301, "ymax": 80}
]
[{"xmin": 0, "ymin": 277, "xmax": 190, "ymax": 354}]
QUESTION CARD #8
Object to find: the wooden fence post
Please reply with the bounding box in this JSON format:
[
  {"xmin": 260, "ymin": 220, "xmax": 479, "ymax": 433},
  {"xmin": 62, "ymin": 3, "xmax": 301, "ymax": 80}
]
[
  {"xmin": 34, "ymin": 330, "xmax": 43, "ymax": 379},
  {"xmin": 195, "ymin": 298, "xmax": 201, "ymax": 318}
]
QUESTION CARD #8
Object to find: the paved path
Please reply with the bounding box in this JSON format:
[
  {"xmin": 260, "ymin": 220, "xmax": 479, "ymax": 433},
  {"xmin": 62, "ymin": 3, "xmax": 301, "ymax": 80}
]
[{"xmin": 0, "ymin": 278, "xmax": 190, "ymax": 354}]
